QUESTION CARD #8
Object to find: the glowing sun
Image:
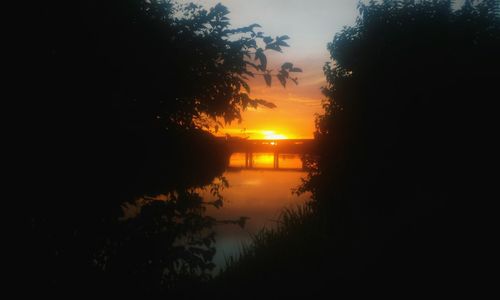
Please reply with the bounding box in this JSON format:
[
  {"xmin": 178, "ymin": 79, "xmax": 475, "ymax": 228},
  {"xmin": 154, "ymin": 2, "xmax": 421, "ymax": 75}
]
[{"xmin": 261, "ymin": 130, "xmax": 287, "ymax": 140}]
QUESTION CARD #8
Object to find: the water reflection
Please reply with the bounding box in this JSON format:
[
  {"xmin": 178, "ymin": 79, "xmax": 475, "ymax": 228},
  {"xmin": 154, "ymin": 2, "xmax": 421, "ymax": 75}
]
[
  {"xmin": 111, "ymin": 185, "xmax": 226, "ymax": 288},
  {"xmin": 202, "ymin": 152, "xmax": 311, "ymax": 271},
  {"xmin": 228, "ymin": 152, "xmax": 305, "ymax": 170},
  {"xmin": 120, "ymin": 152, "xmax": 310, "ymax": 276}
]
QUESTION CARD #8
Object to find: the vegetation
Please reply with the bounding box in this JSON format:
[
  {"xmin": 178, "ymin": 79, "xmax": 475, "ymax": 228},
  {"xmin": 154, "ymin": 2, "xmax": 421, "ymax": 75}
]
[
  {"xmin": 213, "ymin": 0, "xmax": 500, "ymax": 296},
  {"xmin": 29, "ymin": 0, "xmax": 303, "ymax": 196},
  {"xmin": 25, "ymin": 0, "xmax": 300, "ymax": 296},
  {"xmin": 314, "ymin": 0, "xmax": 499, "ymax": 279},
  {"xmin": 23, "ymin": 0, "xmax": 499, "ymax": 296},
  {"xmin": 209, "ymin": 204, "xmax": 332, "ymax": 298}
]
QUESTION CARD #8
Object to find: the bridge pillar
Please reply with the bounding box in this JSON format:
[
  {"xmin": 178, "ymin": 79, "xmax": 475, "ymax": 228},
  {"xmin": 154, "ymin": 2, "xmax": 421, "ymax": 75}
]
[
  {"xmin": 247, "ymin": 152, "xmax": 253, "ymax": 168},
  {"xmin": 274, "ymin": 151, "xmax": 279, "ymax": 169}
]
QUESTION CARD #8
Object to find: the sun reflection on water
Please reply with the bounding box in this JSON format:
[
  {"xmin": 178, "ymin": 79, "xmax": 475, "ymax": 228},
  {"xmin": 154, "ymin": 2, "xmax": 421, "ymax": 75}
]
[{"xmin": 228, "ymin": 152, "xmax": 303, "ymax": 169}]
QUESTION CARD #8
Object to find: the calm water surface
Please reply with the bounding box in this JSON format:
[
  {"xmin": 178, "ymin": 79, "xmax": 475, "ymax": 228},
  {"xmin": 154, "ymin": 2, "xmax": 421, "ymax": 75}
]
[
  {"xmin": 121, "ymin": 152, "xmax": 311, "ymax": 273},
  {"xmin": 201, "ymin": 152, "xmax": 311, "ymax": 271}
]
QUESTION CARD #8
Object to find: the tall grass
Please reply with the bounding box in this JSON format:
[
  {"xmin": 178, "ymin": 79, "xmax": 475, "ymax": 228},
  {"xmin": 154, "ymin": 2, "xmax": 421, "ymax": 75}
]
[
  {"xmin": 207, "ymin": 202, "xmax": 335, "ymax": 297},
  {"xmin": 221, "ymin": 204, "xmax": 317, "ymax": 267}
]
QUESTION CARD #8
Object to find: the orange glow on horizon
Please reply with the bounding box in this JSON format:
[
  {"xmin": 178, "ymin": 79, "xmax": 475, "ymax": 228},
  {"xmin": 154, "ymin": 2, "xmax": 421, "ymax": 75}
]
[
  {"xmin": 209, "ymin": 54, "xmax": 327, "ymax": 140},
  {"xmin": 261, "ymin": 130, "xmax": 287, "ymax": 140},
  {"xmin": 217, "ymin": 128, "xmax": 298, "ymax": 140},
  {"xmin": 216, "ymin": 74, "xmax": 324, "ymax": 140}
]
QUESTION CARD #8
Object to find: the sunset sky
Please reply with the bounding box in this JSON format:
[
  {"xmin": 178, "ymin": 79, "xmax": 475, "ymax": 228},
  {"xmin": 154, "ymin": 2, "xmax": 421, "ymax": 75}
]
[{"xmin": 184, "ymin": 0, "xmax": 359, "ymax": 139}]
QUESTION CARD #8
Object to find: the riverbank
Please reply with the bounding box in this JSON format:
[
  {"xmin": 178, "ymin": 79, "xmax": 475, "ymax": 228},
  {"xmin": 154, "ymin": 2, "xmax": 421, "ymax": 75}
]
[{"xmin": 206, "ymin": 203, "xmax": 338, "ymax": 298}]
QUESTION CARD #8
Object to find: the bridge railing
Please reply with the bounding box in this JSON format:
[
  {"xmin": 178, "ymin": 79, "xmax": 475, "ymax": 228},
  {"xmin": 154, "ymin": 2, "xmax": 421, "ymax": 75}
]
[
  {"xmin": 221, "ymin": 139, "xmax": 316, "ymax": 171},
  {"xmin": 224, "ymin": 139, "xmax": 316, "ymax": 154}
]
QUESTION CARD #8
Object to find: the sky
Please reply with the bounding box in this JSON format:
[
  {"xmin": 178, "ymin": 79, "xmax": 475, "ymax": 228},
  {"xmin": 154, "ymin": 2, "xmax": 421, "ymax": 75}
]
[{"xmin": 181, "ymin": 0, "xmax": 360, "ymax": 139}]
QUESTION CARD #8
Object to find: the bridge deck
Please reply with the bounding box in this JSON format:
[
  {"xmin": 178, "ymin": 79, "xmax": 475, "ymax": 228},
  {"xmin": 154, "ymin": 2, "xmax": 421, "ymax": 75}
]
[
  {"xmin": 220, "ymin": 139, "xmax": 316, "ymax": 171},
  {"xmin": 223, "ymin": 138, "xmax": 316, "ymax": 154},
  {"xmin": 226, "ymin": 166, "xmax": 306, "ymax": 172}
]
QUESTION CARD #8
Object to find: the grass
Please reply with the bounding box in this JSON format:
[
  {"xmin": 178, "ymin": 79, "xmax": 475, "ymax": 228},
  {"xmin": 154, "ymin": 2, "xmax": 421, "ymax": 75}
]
[
  {"xmin": 205, "ymin": 202, "xmax": 337, "ymax": 297},
  {"xmin": 221, "ymin": 204, "xmax": 321, "ymax": 269}
]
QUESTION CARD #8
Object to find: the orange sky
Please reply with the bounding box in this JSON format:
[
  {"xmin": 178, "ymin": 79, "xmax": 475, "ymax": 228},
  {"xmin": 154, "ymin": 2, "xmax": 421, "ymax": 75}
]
[
  {"xmin": 182, "ymin": 0, "xmax": 359, "ymax": 139},
  {"xmin": 220, "ymin": 54, "xmax": 327, "ymax": 140}
]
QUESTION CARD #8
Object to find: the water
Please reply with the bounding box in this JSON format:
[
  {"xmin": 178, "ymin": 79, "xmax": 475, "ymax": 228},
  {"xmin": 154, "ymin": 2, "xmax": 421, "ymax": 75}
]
[
  {"xmin": 201, "ymin": 152, "xmax": 311, "ymax": 271},
  {"xmin": 119, "ymin": 151, "xmax": 311, "ymax": 275}
]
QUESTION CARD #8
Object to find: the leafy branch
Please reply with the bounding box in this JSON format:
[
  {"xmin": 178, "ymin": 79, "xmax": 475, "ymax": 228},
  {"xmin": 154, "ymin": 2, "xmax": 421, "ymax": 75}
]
[{"xmin": 169, "ymin": 1, "xmax": 302, "ymax": 128}]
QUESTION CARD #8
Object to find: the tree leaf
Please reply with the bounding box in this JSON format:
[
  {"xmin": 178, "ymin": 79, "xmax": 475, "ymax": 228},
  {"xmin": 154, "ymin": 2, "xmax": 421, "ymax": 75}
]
[
  {"xmin": 265, "ymin": 43, "xmax": 282, "ymax": 52},
  {"xmin": 241, "ymin": 93, "xmax": 251, "ymax": 109},
  {"xmin": 277, "ymin": 74, "xmax": 286, "ymax": 87},
  {"xmin": 277, "ymin": 40, "xmax": 290, "ymax": 47},
  {"xmin": 282, "ymin": 62, "xmax": 293, "ymax": 70},
  {"xmin": 249, "ymin": 23, "xmax": 261, "ymax": 30},
  {"xmin": 246, "ymin": 39, "xmax": 257, "ymax": 49},
  {"xmin": 243, "ymin": 70, "xmax": 255, "ymax": 77},
  {"xmin": 254, "ymin": 98, "xmax": 277, "ymax": 109},
  {"xmin": 245, "ymin": 61, "xmax": 260, "ymax": 70},
  {"xmin": 264, "ymin": 73, "xmax": 272, "ymax": 86},
  {"xmin": 255, "ymin": 49, "xmax": 267, "ymax": 71},
  {"xmin": 228, "ymin": 23, "xmax": 262, "ymax": 34},
  {"xmin": 240, "ymin": 80, "xmax": 250, "ymax": 93}
]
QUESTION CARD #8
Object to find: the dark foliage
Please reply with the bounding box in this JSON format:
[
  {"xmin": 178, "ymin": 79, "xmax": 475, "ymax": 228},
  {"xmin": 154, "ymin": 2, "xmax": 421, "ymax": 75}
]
[
  {"xmin": 21, "ymin": 0, "xmax": 298, "ymax": 297},
  {"xmin": 206, "ymin": 1, "xmax": 499, "ymax": 298},
  {"xmin": 308, "ymin": 0, "xmax": 500, "ymax": 293}
]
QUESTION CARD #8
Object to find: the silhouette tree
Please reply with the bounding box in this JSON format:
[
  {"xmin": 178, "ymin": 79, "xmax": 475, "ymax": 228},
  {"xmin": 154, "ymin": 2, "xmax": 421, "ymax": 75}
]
[
  {"xmin": 41, "ymin": 0, "xmax": 300, "ymax": 134},
  {"xmin": 304, "ymin": 0, "xmax": 499, "ymax": 292},
  {"xmin": 32, "ymin": 0, "xmax": 302, "ymax": 196},
  {"xmin": 24, "ymin": 0, "xmax": 301, "ymax": 296}
]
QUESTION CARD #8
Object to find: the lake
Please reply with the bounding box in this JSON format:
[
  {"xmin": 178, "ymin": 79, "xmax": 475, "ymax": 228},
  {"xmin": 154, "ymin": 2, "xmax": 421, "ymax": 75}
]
[
  {"xmin": 201, "ymin": 152, "xmax": 311, "ymax": 272},
  {"xmin": 120, "ymin": 150, "xmax": 312, "ymax": 275}
]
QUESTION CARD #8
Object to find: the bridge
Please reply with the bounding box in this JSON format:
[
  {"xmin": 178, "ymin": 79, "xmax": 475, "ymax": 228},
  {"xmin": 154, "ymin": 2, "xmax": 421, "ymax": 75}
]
[{"xmin": 221, "ymin": 138, "xmax": 316, "ymax": 171}]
